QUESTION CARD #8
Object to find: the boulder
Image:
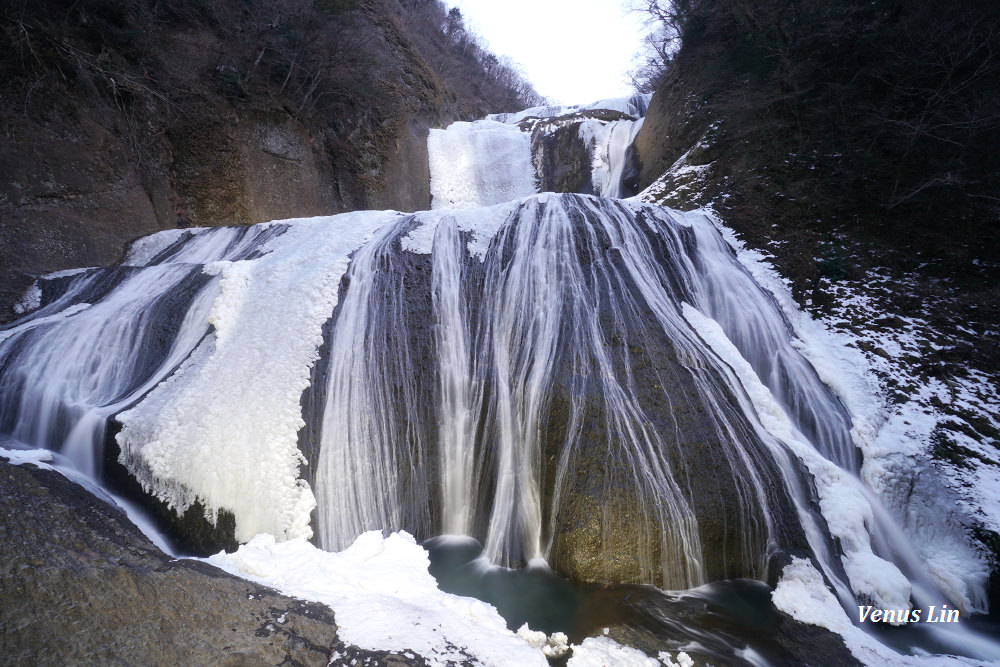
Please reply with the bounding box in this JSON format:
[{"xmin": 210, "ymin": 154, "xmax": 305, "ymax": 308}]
[{"xmin": 0, "ymin": 460, "xmax": 425, "ymax": 666}]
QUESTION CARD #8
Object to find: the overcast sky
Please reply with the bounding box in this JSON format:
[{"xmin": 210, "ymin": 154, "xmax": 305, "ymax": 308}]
[{"xmin": 447, "ymin": 0, "xmax": 648, "ymax": 105}]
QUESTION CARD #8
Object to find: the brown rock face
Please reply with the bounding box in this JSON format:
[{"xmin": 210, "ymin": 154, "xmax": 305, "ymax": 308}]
[{"xmin": 0, "ymin": 0, "xmax": 537, "ymax": 321}]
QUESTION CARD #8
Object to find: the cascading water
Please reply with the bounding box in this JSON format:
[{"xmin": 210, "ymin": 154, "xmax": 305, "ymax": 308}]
[
  {"xmin": 578, "ymin": 116, "xmax": 645, "ymax": 198},
  {"xmin": 308, "ymin": 194, "xmax": 801, "ymax": 588},
  {"xmin": 1, "ymin": 95, "xmax": 998, "ymax": 663},
  {"xmin": 0, "ymin": 225, "xmax": 280, "ymax": 476}
]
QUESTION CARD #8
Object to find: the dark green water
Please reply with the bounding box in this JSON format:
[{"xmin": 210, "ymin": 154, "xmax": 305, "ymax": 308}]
[
  {"xmin": 423, "ymin": 536, "xmax": 808, "ymax": 665},
  {"xmin": 424, "ymin": 536, "xmax": 1000, "ymax": 665}
]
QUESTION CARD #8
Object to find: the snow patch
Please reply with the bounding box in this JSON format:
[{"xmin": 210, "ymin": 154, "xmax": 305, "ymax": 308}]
[
  {"xmin": 12, "ymin": 282, "xmax": 41, "ymax": 315},
  {"xmin": 206, "ymin": 531, "xmax": 548, "ymax": 666},
  {"xmin": 566, "ymin": 636, "xmax": 658, "ymax": 666},
  {"xmin": 516, "ymin": 623, "xmax": 569, "ymax": 658},
  {"xmin": 486, "ymin": 94, "xmax": 651, "ymax": 125},
  {"xmin": 0, "ymin": 446, "xmax": 53, "ymax": 466}
]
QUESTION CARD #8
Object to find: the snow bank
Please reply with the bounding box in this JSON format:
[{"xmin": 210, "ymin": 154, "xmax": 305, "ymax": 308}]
[
  {"xmin": 206, "ymin": 531, "xmax": 548, "ymax": 666},
  {"xmin": 772, "ymin": 559, "xmax": 985, "ymax": 666}
]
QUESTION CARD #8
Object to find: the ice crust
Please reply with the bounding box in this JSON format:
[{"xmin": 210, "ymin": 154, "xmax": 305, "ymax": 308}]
[
  {"xmin": 117, "ymin": 212, "xmax": 402, "ymax": 543},
  {"xmin": 428, "ymin": 120, "xmax": 538, "ymax": 209}
]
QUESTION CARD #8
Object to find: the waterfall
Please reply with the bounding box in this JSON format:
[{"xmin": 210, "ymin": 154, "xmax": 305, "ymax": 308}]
[
  {"xmin": 309, "ymin": 195, "xmax": 803, "ymax": 587},
  {"xmin": 579, "ymin": 117, "xmax": 645, "ymax": 198},
  {"xmin": 0, "ymin": 225, "xmax": 281, "ymax": 475},
  {"xmin": 433, "ymin": 217, "xmax": 478, "ymax": 536},
  {"xmin": 1, "ymin": 95, "xmax": 997, "ymax": 661}
]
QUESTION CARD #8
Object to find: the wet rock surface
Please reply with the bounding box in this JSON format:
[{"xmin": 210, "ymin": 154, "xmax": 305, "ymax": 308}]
[
  {"xmin": 531, "ymin": 122, "xmax": 594, "ymax": 195},
  {"xmin": 0, "ymin": 460, "xmax": 425, "ymax": 666}
]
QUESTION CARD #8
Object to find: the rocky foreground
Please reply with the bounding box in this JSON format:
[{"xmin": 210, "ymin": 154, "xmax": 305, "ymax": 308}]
[
  {"xmin": 0, "ymin": 460, "xmax": 429, "ymax": 666},
  {"xmin": 0, "ymin": 458, "xmax": 863, "ymax": 666}
]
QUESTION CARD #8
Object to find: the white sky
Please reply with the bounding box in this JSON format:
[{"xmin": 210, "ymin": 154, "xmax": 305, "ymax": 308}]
[{"xmin": 446, "ymin": 0, "xmax": 648, "ymax": 105}]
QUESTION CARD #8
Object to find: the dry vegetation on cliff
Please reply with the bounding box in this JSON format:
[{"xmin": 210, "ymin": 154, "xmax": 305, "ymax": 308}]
[
  {"xmin": 632, "ymin": 0, "xmax": 1000, "ymax": 608},
  {"xmin": 0, "ymin": 0, "xmax": 543, "ymax": 320}
]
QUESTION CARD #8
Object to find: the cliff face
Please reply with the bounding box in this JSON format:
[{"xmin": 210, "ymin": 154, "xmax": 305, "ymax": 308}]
[
  {"xmin": 0, "ymin": 0, "xmax": 538, "ymax": 320},
  {"xmin": 634, "ymin": 0, "xmax": 1000, "ymax": 288}
]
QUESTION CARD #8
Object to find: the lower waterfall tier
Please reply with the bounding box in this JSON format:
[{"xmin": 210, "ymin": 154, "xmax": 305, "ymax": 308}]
[{"xmin": 0, "ymin": 194, "xmax": 899, "ymax": 600}]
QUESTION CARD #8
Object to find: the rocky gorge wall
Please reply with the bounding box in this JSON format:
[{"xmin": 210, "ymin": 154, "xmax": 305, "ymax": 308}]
[{"xmin": 0, "ymin": 0, "xmax": 533, "ymax": 321}]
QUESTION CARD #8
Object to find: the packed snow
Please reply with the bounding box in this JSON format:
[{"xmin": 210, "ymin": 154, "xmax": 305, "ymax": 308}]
[
  {"xmin": 207, "ymin": 531, "xmax": 548, "ymax": 666},
  {"xmin": 400, "ymin": 199, "xmax": 524, "ymax": 260}
]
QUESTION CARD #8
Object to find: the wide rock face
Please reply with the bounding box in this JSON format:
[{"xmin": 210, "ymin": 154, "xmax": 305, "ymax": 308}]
[
  {"xmin": 0, "ymin": 460, "xmax": 424, "ymax": 666},
  {"xmin": 0, "ymin": 0, "xmax": 515, "ymax": 320},
  {"xmin": 530, "ymin": 121, "xmax": 595, "ymax": 195}
]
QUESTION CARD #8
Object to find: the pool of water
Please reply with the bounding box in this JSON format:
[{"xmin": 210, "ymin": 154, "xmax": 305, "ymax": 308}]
[{"xmin": 424, "ymin": 535, "xmax": 1000, "ymax": 665}]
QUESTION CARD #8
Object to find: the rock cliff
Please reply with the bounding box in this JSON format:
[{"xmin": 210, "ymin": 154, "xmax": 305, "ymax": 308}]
[{"xmin": 0, "ymin": 0, "xmax": 540, "ymax": 320}]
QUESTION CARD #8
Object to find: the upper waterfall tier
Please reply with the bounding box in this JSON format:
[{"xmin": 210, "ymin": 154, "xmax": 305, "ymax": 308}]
[
  {"xmin": 485, "ymin": 94, "xmax": 652, "ymax": 125},
  {"xmin": 428, "ymin": 120, "xmax": 539, "ymax": 209},
  {"xmin": 429, "ymin": 94, "xmax": 653, "ymax": 209}
]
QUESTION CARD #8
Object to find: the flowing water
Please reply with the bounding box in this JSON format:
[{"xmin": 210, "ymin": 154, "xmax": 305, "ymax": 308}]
[{"xmin": 1, "ymin": 97, "xmax": 998, "ymax": 663}]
